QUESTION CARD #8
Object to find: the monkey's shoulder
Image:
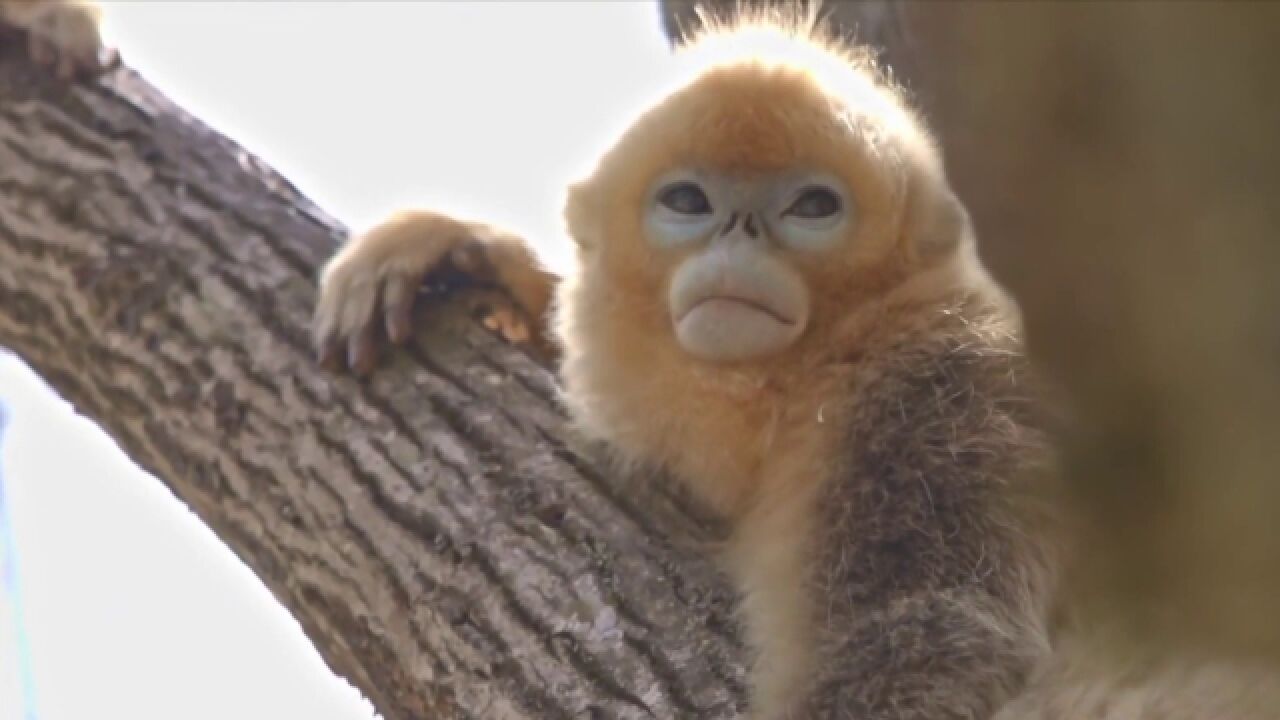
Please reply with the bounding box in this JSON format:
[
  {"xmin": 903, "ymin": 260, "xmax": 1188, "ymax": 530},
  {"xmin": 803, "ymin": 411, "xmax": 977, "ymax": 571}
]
[{"xmin": 848, "ymin": 303, "xmax": 1040, "ymax": 460}]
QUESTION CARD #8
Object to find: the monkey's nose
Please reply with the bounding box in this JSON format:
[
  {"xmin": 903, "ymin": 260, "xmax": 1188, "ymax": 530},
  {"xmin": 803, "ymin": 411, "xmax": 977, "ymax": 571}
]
[
  {"xmin": 718, "ymin": 211, "xmax": 762, "ymax": 239},
  {"xmin": 719, "ymin": 212, "xmax": 741, "ymax": 237}
]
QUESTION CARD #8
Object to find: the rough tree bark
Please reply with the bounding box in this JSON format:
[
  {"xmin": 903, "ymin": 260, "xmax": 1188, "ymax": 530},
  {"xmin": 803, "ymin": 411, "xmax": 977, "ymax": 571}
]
[{"xmin": 0, "ymin": 45, "xmax": 747, "ymax": 720}]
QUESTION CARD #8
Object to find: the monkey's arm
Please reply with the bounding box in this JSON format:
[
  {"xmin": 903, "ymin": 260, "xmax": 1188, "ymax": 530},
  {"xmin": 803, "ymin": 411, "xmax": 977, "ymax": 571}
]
[
  {"xmin": 314, "ymin": 209, "xmax": 560, "ymax": 375},
  {"xmin": 798, "ymin": 589, "xmax": 1045, "ymax": 719},
  {"xmin": 0, "ymin": 0, "xmax": 116, "ymax": 79},
  {"xmin": 796, "ymin": 332, "xmax": 1054, "ymax": 719}
]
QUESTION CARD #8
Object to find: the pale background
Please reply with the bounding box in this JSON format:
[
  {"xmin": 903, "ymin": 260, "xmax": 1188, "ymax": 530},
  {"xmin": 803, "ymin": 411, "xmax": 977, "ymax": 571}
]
[{"xmin": 0, "ymin": 3, "xmax": 673, "ymax": 719}]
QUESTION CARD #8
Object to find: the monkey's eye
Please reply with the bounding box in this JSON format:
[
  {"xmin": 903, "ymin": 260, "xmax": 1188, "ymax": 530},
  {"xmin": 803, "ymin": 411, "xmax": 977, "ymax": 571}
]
[
  {"xmin": 658, "ymin": 182, "xmax": 713, "ymax": 215},
  {"xmin": 783, "ymin": 187, "xmax": 841, "ymax": 219}
]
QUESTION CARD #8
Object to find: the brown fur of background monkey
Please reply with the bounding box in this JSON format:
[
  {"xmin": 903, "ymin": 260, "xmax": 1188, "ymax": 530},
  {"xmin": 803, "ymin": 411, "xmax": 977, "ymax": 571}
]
[
  {"xmin": 315, "ymin": 8, "xmax": 1280, "ymax": 719},
  {"xmin": 903, "ymin": 2, "xmax": 1280, "ymax": 672}
]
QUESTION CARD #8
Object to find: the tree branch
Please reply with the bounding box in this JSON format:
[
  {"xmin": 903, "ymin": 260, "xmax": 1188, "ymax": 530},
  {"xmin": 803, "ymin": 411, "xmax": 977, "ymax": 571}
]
[{"xmin": 0, "ymin": 52, "xmax": 745, "ymax": 719}]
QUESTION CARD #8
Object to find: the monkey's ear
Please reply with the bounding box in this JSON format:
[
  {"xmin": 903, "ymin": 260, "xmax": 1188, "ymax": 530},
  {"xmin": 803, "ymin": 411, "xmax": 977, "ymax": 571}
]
[
  {"xmin": 901, "ymin": 166, "xmax": 972, "ymax": 262},
  {"xmin": 564, "ymin": 180, "xmax": 600, "ymax": 250}
]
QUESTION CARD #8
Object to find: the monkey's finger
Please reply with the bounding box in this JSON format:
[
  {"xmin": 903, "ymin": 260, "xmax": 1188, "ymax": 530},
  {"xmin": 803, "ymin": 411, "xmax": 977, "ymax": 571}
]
[
  {"xmin": 347, "ymin": 322, "xmax": 380, "ymax": 377},
  {"xmin": 312, "ymin": 308, "xmax": 349, "ymax": 371},
  {"xmin": 503, "ymin": 314, "xmax": 531, "ymax": 344},
  {"xmin": 312, "ymin": 288, "xmax": 350, "ymax": 362},
  {"xmin": 449, "ymin": 241, "xmax": 481, "ymax": 273},
  {"xmin": 317, "ymin": 337, "xmax": 345, "ymax": 372},
  {"xmin": 449, "ymin": 239, "xmax": 498, "ymax": 282},
  {"xmin": 383, "ymin": 274, "xmax": 417, "ymax": 344},
  {"xmin": 331, "ymin": 277, "xmax": 378, "ymax": 349},
  {"xmin": 312, "ymin": 310, "xmax": 338, "ymax": 361},
  {"xmin": 483, "ymin": 306, "xmax": 531, "ymax": 345}
]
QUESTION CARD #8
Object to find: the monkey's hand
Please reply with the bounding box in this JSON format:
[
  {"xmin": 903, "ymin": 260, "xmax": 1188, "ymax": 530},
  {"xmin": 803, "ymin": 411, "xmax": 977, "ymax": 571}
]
[
  {"xmin": 314, "ymin": 209, "xmax": 559, "ymax": 376},
  {"xmin": 0, "ymin": 0, "xmax": 118, "ymax": 80}
]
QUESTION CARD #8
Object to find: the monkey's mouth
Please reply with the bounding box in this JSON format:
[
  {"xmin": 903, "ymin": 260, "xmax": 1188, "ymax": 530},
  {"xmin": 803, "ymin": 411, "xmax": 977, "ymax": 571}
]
[
  {"xmin": 680, "ymin": 295, "xmax": 796, "ymax": 326},
  {"xmin": 672, "ymin": 293, "xmax": 807, "ymax": 362},
  {"xmin": 667, "ymin": 259, "xmax": 810, "ymax": 362}
]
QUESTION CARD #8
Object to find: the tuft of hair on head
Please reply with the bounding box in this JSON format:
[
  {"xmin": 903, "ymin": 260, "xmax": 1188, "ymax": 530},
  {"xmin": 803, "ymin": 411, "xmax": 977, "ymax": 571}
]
[
  {"xmin": 661, "ymin": 1, "xmax": 926, "ymax": 157},
  {"xmin": 674, "ymin": 1, "xmax": 893, "ymax": 91}
]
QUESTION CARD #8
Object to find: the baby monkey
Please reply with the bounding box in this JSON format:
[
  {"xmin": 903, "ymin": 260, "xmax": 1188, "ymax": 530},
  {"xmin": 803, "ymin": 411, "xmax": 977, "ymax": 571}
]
[{"xmin": 316, "ymin": 12, "xmax": 1060, "ymax": 720}]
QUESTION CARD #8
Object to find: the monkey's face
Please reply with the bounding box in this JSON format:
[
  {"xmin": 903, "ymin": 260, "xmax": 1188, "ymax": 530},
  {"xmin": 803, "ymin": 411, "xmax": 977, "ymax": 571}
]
[
  {"xmin": 555, "ymin": 31, "xmax": 972, "ymax": 505},
  {"xmin": 645, "ymin": 168, "xmax": 848, "ymax": 361},
  {"xmin": 565, "ymin": 58, "xmax": 960, "ymax": 373}
]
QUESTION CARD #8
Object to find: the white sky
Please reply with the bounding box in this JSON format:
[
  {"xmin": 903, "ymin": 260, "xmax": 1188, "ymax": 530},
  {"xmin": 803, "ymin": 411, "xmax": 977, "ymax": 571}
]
[{"xmin": 0, "ymin": 3, "xmax": 673, "ymax": 719}]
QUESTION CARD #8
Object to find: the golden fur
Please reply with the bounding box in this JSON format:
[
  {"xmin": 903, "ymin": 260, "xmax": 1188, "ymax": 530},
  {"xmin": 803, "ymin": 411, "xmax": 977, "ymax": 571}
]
[{"xmin": 314, "ymin": 8, "xmax": 1280, "ymax": 719}]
